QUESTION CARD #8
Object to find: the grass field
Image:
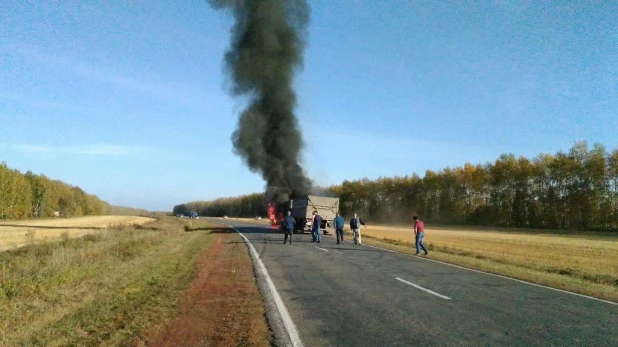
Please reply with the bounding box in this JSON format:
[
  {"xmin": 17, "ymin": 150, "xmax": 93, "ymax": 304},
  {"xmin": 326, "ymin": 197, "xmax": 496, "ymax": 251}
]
[
  {"xmin": 0, "ymin": 215, "xmax": 154, "ymax": 251},
  {"xmin": 0, "ymin": 216, "xmax": 271, "ymax": 346}
]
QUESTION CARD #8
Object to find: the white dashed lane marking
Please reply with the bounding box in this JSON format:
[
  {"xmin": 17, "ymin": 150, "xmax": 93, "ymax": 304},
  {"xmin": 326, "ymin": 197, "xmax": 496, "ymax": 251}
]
[{"xmin": 396, "ymin": 277, "xmax": 452, "ymax": 300}]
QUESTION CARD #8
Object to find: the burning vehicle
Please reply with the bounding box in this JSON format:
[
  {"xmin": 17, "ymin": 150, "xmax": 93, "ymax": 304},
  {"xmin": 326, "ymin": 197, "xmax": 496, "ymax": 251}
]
[{"xmin": 268, "ymin": 195, "xmax": 340, "ymax": 235}]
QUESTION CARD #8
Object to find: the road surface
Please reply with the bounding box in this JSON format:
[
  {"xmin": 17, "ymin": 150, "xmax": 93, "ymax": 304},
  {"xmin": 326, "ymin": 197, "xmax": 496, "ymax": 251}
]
[{"xmin": 211, "ymin": 218, "xmax": 618, "ymax": 346}]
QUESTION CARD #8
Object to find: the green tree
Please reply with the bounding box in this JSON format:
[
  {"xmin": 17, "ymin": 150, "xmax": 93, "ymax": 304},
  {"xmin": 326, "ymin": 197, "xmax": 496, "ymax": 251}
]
[
  {"xmin": 24, "ymin": 171, "xmax": 46, "ymax": 217},
  {"xmin": 174, "ymin": 141, "xmax": 618, "ymax": 232},
  {"xmin": 0, "ymin": 163, "xmax": 32, "ymax": 219},
  {"xmin": 607, "ymin": 149, "xmax": 618, "ymax": 229}
]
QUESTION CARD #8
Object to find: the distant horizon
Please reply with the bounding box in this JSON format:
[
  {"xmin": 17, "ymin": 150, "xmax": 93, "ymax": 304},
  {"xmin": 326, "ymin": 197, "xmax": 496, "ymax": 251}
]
[{"xmin": 3, "ymin": 138, "xmax": 615, "ymax": 212}]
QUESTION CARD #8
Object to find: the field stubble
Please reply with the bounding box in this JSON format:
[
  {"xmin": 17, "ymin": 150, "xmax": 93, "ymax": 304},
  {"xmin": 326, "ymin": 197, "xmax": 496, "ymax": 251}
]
[{"xmin": 0, "ymin": 215, "xmax": 154, "ymax": 251}]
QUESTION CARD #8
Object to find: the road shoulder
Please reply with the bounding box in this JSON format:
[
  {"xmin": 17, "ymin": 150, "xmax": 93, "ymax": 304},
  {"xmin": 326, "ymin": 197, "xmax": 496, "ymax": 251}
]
[{"xmin": 133, "ymin": 227, "xmax": 272, "ymax": 346}]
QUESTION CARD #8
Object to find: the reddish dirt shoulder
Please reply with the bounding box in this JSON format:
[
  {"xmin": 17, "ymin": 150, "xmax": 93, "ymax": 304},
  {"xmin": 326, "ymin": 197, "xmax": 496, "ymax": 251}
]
[{"xmin": 131, "ymin": 228, "xmax": 272, "ymax": 346}]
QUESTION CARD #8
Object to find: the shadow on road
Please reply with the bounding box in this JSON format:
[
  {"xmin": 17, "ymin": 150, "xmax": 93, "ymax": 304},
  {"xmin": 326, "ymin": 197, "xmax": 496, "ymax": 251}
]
[
  {"xmin": 184, "ymin": 226, "xmax": 235, "ymax": 233},
  {"xmin": 233, "ymin": 227, "xmax": 284, "ymax": 235}
]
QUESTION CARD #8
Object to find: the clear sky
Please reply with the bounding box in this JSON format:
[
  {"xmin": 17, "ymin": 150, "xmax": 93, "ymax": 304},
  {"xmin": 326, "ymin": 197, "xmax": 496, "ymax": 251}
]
[{"xmin": 1, "ymin": 1, "xmax": 617, "ymax": 211}]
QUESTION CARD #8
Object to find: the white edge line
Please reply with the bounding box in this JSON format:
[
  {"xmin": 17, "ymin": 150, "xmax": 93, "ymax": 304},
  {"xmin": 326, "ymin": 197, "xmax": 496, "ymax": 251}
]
[
  {"xmin": 315, "ymin": 246, "xmax": 328, "ymax": 252},
  {"xmin": 396, "ymin": 277, "xmax": 452, "ymax": 300},
  {"xmin": 358, "ymin": 241, "xmax": 618, "ymax": 306},
  {"xmin": 231, "ymin": 226, "xmax": 304, "ymax": 347}
]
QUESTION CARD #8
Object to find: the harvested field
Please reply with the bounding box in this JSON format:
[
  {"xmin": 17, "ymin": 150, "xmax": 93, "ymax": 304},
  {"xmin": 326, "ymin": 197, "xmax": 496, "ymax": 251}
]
[
  {"xmin": 0, "ymin": 215, "xmax": 155, "ymax": 251},
  {"xmin": 0, "ymin": 215, "xmax": 154, "ymax": 228},
  {"xmin": 355, "ymin": 224, "xmax": 618, "ymax": 302}
]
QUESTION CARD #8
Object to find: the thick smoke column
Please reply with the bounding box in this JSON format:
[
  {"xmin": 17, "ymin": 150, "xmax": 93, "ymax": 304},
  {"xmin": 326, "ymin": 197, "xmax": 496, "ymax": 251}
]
[{"xmin": 208, "ymin": 0, "xmax": 312, "ymax": 203}]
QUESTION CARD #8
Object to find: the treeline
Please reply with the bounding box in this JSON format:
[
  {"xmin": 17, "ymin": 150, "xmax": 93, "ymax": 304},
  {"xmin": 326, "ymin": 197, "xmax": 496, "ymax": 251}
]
[
  {"xmin": 173, "ymin": 142, "xmax": 618, "ymax": 231},
  {"xmin": 109, "ymin": 206, "xmax": 152, "ymax": 217},
  {"xmin": 0, "ymin": 162, "xmax": 150, "ymax": 219},
  {"xmin": 173, "ymin": 193, "xmax": 265, "ymax": 218}
]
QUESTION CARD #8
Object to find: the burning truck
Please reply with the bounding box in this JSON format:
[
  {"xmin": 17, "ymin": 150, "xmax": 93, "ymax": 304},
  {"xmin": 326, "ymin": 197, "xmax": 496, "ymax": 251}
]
[{"xmin": 268, "ymin": 195, "xmax": 340, "ymax": 235}]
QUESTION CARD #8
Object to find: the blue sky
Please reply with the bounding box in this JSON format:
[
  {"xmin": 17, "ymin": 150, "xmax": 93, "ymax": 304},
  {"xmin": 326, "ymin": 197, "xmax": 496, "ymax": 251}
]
[{"xmin": 1, "ymin": 1, "xmax": 616, "ymax": 211}]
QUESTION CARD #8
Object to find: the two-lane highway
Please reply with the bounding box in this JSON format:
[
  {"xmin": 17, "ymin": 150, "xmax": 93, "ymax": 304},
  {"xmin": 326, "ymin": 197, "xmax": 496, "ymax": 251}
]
[{"xmin": 214, "ymin": 218, "xmax": 618, "ymax": 346}]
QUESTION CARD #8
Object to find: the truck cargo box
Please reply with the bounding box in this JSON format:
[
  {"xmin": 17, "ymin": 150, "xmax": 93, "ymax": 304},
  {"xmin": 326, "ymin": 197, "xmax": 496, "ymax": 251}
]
[{"xmin": 288, "ymin": 195, "xmax": 339, "ymax": 234}]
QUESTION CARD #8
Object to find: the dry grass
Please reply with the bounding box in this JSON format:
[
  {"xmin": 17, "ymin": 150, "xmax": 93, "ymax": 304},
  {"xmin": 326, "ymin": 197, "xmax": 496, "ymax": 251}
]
[
  {"xmin": 0, "ymin": 217, "xmax": 271, "ymax": 346},
  {"xmin": 0, "ymin": 216, "xmax": 154, "ymax": 251},
  {"xmin": 0, "ymin": 215, "xmax": 154, "ymax": 228},
  {"xmin": 133, "ymin": 227, "xmax": 271, "ymax": 346},
  {"xmin": 354, "ymin": 224, "xmax": 618, "ymax": 302}
]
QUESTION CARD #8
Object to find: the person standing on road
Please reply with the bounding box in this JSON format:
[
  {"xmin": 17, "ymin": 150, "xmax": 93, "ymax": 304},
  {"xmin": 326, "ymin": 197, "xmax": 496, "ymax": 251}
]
[
  {"xmin": 283, "ymin": 211, "xmax": 295, "ymax": 245},
  {"xmin": 349, "ymin": 213, "xmax": 366, "ymax": 245},
  {"xmin": 413, "ymin": 215, "xmax": 428, "ymax": 255},
  {"xmin": 311, "ymin": 210, "xmax": 322, "ymax": 243},
  {"xmin": 333, "ymin": 212, "xmax": 345, "ymax": 244}
]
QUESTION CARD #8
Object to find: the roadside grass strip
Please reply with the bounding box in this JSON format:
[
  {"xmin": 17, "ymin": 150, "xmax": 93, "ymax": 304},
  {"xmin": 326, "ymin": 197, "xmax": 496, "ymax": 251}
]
[{"xmin": 0, "ymin": 217, "xmax": 272, "ymax": 346}]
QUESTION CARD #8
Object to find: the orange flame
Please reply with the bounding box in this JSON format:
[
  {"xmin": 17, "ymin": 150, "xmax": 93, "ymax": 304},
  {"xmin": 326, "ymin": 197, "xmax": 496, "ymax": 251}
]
[{"xmin": 268, "ymin": 202, "xmax": 278, "ymax": 227}]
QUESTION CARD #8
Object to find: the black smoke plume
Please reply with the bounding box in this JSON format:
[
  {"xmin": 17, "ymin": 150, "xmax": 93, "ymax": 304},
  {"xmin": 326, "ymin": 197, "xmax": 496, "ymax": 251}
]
[{"xmin": 208, "ymin": 0, "xmax": 312, "ymax": 203}]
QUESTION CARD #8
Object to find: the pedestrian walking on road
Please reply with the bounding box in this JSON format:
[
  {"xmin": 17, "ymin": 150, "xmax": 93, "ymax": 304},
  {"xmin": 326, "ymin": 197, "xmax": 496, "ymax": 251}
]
[
  {"xmin": 311, "ymin": 210, "xmax": 322, "ymax": 243},
  {"xmin": 414, "ymin": 215, "xmax": 428, "ymax": 255},
  {"xmin": 283, "ymin": 211, "xmax": 295, "ymax": 245},
  {"xmin": 333, "ymin": 212, "xmax": 345, "ymax": 244},
  {"xmin": 349, "ymin": 213, "xmax": 366, "ymax": 245}
]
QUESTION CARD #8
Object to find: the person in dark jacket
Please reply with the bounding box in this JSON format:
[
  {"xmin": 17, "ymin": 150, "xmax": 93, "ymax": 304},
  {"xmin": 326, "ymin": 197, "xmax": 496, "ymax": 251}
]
[
  {"xmin": 349, "ymin": 213, "xmax": 366, "ymax": 245},
  {"xmin": 333, "ymin": 212, "xmax": 345, "ymax": 244},
  {"xmin": 283, "ymin": 211, "xmax": 295, "ymax": 245}
]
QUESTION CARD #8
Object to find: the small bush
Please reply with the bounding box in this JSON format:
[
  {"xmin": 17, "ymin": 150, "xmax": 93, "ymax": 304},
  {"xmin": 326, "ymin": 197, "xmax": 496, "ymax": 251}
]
[
  {"xmin": 82, "ymin": 233, "xmax": 103, "ymax": 243},
  {"xmin": 108, "ymin": 222, "xmax": 128, "ymax": 231},
  {"xmin": 1, "ymin": 280, "xmax": 18, "ymax": 299},
  {"xmin": 25, "ymin": 229, "xmax": 36, "ymax": 244},
  {"xmin": 135, "ymin": 224, "xmax": 158, "ymax": 231},
  {"xmin": 113, "ymin": 237, "xmax": 148, "ymax": 261},
  {"xmin": 59, "ymin": 231, "xmax": 70, "ymax": 247},
  {"xmin": 29, "ymin": 241, "xmax": 55, "ymax": 258}
]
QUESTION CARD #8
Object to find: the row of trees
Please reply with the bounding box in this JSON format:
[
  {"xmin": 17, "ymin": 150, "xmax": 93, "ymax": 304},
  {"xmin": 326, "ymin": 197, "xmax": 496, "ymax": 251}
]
[
  {"xmin": 0, "ymin": 162, "xmax": 150, "ymax": 219},
  {"xmin": 173, "ymin": 142, "xmax": 618, "ymax": 231},
  {"xmin": 173, "ymin": 193, "xmax": 265, "ymax": 218},
  {"xmin": 109, "ymin": 206, "xmax": 152, "ymax": 216}
]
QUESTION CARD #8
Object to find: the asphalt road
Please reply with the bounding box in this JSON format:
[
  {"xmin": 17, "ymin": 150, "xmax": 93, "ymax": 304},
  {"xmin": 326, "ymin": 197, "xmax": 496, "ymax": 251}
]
[{"xmin": 211, "ymin": 218, "xmax": 618, "ymax": 346}]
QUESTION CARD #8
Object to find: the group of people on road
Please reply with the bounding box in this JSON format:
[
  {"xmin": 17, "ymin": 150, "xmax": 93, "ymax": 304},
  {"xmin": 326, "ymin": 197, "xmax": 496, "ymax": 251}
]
[
  {"xmin": 281, "ymin": 210, "xmax": 327, "ymax": 244},
  {"xmin": 311, "ymin": 211, "xmax": 367, "ymax": 245},
  {"xmin": 281, "ymin": 210, "xmax": 429, "ymax": 255},
  {"xmin": 332, "ymin": 212, "xmax": 366, "ymax": 245}
]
